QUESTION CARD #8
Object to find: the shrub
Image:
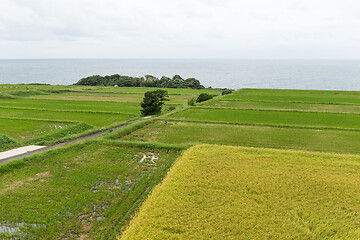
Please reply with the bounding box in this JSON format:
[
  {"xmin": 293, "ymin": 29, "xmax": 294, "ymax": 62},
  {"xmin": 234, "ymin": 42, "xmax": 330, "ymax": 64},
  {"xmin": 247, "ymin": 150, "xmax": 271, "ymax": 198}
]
[
  {"xmin": 196, "ymin": 93, "xmax": 215, "ymax": 103},
  {"xmin": 187, "ymin": 97, "xmax": 196, "ymax": 106},
  {"xmin": 222, "ymin": 89, "xmax": 234, "ymax": 95},
  {"xmin": 167, "ymin": 105, "xmax": 176, "ymax": 111}
]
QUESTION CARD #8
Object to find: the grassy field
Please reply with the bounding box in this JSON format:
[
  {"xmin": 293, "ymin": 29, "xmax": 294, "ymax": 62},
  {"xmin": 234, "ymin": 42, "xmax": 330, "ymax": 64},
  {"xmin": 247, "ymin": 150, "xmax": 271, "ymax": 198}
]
[
  {"xmin": 120, "ymin": 145, "xmax": 360, "ymax": 239},
  {"xmin": 0, "ymin": 140, "xmax": 183, "ymax": 239},
  {"xmin": 119, "ymin": 120, "xmax": 360, "ymax": 154}
]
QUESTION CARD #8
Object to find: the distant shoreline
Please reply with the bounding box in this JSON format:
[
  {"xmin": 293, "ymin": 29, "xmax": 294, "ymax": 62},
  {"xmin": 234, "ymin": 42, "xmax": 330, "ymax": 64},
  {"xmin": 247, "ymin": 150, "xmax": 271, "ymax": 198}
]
[{"xmin": 0, "ymin": 59, "xmax": 360, "ymax": 90}]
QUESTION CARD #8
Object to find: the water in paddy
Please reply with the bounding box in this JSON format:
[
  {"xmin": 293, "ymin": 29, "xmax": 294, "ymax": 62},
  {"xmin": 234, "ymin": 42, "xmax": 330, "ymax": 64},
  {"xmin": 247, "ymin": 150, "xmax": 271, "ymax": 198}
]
[{"xmin": 0, "ymin": 59, "xmax": 359, "ymax": 90}]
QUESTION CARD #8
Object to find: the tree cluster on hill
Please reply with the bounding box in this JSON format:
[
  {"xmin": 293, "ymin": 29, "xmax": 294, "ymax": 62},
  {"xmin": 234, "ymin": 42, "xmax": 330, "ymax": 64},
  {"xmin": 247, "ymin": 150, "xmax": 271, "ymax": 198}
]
[{"xmin": 74, "ymin": 74, "xmax": 205, "ymax": 89}]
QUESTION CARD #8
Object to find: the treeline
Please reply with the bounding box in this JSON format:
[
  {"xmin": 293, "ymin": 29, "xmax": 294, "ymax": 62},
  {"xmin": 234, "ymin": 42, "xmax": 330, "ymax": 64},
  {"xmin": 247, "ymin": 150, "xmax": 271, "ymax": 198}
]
[{"xmin": 74, "ymin": 74, "xmax": 205, "ymax": 89}]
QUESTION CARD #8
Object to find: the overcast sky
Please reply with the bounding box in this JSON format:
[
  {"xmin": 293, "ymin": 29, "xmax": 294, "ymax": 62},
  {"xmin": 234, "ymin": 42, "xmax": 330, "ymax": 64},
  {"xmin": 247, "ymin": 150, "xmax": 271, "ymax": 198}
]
[{"xmin": 1, "ymin": 0, "xmax": 360, "ymax": 59}]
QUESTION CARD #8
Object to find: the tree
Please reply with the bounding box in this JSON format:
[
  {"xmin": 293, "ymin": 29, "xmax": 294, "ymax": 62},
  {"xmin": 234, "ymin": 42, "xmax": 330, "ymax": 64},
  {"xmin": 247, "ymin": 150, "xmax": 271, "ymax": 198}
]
[
  {"xmin": 140, "ymin": 90, "xmax": 169, "ymax": 116},
  {"xmin": 184, "ymin": 78, "xmax": 205, "ymax": 89}
]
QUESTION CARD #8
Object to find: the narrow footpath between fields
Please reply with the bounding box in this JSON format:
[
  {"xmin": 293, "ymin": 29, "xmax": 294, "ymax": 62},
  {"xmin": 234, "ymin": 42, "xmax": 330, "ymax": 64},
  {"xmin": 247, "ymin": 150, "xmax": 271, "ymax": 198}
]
[{"xmin": 0, "ymin": 121, "xmax": 137, "ymax": 164}]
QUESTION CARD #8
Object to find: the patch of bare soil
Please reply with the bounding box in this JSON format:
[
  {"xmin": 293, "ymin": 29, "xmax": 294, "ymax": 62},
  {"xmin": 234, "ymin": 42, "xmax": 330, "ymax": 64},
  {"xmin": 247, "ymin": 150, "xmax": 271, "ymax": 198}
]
[{"xmin": 0, "ymin": 171, "xmax": 51, "ymax": 194}]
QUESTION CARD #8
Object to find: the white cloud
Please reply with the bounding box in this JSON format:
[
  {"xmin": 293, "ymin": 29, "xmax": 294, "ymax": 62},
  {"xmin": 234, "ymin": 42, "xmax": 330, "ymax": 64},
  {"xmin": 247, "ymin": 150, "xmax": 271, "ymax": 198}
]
[{"xmin": 0, "ymin": 0, "xmax": 360, "ymax": 58}]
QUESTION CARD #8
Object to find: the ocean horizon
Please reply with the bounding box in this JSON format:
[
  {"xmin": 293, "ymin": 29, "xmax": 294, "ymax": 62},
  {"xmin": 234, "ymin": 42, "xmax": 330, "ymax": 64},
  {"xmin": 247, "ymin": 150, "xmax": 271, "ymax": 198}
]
[{"xmin": 1, "ymin": 59, "xmax": 360, "ymax": 91}]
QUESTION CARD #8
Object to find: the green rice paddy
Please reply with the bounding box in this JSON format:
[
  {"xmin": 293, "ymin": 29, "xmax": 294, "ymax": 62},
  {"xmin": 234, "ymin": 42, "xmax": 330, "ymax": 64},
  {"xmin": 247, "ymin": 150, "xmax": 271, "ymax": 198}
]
[
  {"xmin": 223, "ymin": 88, "xmax": 360, "ymax": 104},
  {"xmin": 200, "ymin": 100, "xmax": 360, "ymax": 114},
  {"xmin": 0, "ymin": 118, "xmax": 73, "ymax": 141},
  {"xmin": 120, "ymin": 120, "xmax": 360, "ymax": 154},
  {"xmin": 170, "ymin": 108, "xmax": 360, "ymax": 130}
]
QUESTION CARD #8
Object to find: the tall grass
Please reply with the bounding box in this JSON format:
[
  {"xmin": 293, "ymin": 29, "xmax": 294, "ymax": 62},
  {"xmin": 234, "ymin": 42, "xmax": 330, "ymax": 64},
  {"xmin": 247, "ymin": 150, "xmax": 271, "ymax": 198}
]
[{"xmin": 0, "ymin": 134, "xmax": 19, "ymax": 151}]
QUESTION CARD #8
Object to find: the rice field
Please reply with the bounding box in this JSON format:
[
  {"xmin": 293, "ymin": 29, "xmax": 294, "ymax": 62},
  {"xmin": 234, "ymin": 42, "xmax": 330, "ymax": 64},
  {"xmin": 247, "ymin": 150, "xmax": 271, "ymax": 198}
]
[
  {"xmin": 0, "ymin": 98, "xmax": 141, "ymax": 114},
  {"xmin": 223, "ymin": 88, "xmax": 360, "ymax": 104},
  {"xmin": 0, "ymin": 118, "xmax": 73, "ymax": 141},
  {"xmin": 200, "ymin": 100, "xmax": 360, "ymax": 114},
  {"xmin": 120, "ymin": 120, "xmax": 360, "ymax": 154},
  {"xmin": 0, "ymin": 140, "xmax": 182, "ymax": 239},
  {"xmin": 170, "ymin": 108, "xmax": 360, "ymax": 130},
  {"xmin": 2, "ymin": 86, "xmax": 360, "ymax": 239},
  {"xmin": 109, "ymin": 88, "xmax": 360, "ymax": 156},
  {"xmin": 120, "ymin": 145, "xmax": 360, "ymax": 239},
  {"xmin": 0, "ymin": 108, "xmax": 134, "ymax": 128}
]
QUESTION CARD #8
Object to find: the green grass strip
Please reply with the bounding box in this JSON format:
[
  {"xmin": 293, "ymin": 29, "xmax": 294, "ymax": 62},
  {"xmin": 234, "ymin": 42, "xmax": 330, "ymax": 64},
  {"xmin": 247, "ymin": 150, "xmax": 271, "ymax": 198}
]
[
  {"xmin": 0, "ymin": 116, "xmax": 78, "ymax": 123},
  {"xmin": 6, "ymin": 89, "xmax": 70, "ymax": 98},
  {"xmin": 160, "ymin": 105, "xmax": 190, "ymax": 118},
  {"xmin": 220, "ymin": 98, "xmax": 360, "ymax": 106},
  {"xmin": 0, "ymin": 158, "xmax": 28, "ymax": 175},
  {"xmin": 0, "ymin": 106, "xmax": 138, "ymax": 116},
  {"xmin": 192, "ymin": 106, "xmax": 360, "ymax": 115},
  {"xmin": 97, "ymin": 139, "xmax": 192, "ymax": 150},
  {"xmin": 164, "ymin": 118, "xmax": 360, "ymax": 132},
  {"xmin": 67, "ymin": 90, "xmax": 142, "ymax": 95},
  {"xmin": 105, "ymin": 119, "xmax": 155, "ymax": 139}
]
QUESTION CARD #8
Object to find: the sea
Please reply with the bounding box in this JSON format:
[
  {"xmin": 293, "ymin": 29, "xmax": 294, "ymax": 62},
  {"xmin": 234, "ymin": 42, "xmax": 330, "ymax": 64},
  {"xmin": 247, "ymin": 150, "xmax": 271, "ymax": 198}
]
[{"xmin": 0, "ymin": 59, "xmax": 360, "ymax": 90}]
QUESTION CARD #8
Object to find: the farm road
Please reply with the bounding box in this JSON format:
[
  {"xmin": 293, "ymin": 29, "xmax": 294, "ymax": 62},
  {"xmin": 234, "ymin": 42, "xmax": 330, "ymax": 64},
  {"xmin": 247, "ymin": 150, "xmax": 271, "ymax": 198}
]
[{"xmin": 0, "ymin": 120, "xmax": 138, "ymax": 164}]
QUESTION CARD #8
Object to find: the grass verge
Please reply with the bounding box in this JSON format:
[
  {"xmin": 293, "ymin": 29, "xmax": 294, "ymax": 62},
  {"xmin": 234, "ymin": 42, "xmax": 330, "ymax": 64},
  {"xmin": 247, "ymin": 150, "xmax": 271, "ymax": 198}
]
[
  {"xmin": 23, "ymin": 122, "xmax": 95, "ymax": 146},
  {"xmin": 105, "ymin": 119, "xmax": 156, "ymax": 140},
  {"xmin": 0, "ymin": 135, "xmax": 19, "ymax": 152}
]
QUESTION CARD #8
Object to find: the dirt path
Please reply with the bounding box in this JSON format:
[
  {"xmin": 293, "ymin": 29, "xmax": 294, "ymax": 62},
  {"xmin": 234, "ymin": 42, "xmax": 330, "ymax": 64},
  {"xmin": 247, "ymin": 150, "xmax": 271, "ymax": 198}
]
[{"xmin": 0, "ymin": 121, "xmax": 136, "ymax": 164}]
